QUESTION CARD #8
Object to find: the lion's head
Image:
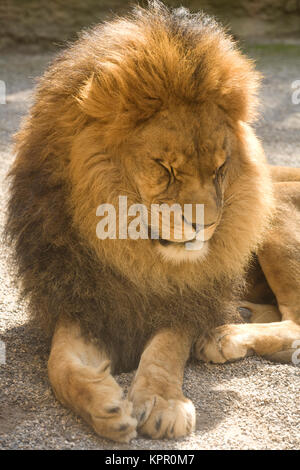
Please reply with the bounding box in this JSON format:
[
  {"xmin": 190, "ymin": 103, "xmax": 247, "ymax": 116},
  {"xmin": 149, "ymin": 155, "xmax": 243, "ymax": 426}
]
[{"xmin": 65, "ymin": 1, "xmax": 274, "ymax": 290}]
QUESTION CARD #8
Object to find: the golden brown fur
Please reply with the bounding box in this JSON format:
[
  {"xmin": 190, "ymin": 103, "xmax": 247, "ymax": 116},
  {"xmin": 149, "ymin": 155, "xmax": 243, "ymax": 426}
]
[
  {"xmin": 5, "ymin": 1, "xmax": 300, "ymax": 442},
  {"xmin": 196, "ymin": 174, "xmax": 300, "ymax": 365}
]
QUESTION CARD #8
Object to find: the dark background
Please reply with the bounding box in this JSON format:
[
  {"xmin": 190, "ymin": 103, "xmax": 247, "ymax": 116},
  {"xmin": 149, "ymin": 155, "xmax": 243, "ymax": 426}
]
[{"xmin": 1, "ymin": 0, "xmax": 300, "ymax": 51}]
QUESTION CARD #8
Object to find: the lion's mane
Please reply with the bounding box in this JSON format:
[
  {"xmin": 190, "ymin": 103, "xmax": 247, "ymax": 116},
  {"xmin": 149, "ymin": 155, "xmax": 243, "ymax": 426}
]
[{"xmin": 5, "ymin": 1, "xmax": 274, "ymax": 372}]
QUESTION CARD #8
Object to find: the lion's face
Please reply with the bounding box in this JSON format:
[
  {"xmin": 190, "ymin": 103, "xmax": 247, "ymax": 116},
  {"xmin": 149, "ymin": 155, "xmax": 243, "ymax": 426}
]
[
  {"xmin": 70, "ymin": 104, "xmax": 273, "ymax": 289},
  {"xmin": 66, "ymin": 7, "xmax": 275, "ymax": 287},
  {"xmin": 122, "ymin": 104, "xmax": 234, "ymax": 263}
]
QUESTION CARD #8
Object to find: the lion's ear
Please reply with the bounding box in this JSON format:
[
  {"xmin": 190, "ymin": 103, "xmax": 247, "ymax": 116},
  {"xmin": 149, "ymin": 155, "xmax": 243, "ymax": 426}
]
[
  {"xmin": 218, "ymin": 88, "xmax": 255, "ymax": 123},
  {"xmin": 219, "ymin": 77, "xmax": 261, "ymax": 123},
  {"xmin": 77, "ymin": 73, "xmax": 117, "ymax": 121},
  {"xmin": 77, "ymin": 74, "xmax": 99, "ymax": 118},
  {"xmin": 215, "ymin": 56, "xmax": 262, "ymax": 123}
]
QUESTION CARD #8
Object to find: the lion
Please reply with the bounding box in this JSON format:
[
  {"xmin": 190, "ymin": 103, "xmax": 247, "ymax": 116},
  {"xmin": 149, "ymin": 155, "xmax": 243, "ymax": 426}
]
[{"xmin": 5, "ymin": 1, "xmax": 300, "ymax": 443}]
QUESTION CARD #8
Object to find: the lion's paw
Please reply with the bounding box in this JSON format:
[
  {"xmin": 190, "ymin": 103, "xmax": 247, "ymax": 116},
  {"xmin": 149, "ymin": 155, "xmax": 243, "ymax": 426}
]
[
  {"xmin": 197, "ymin": 325, "xmax": 250, "ymax": 364},
  {"xmin": 132, "ymin": 394, "xmax": 196, "ymax": 439},
  {"xmin": 91, "ymin": 398, "xmax": 137, "ymax": 443}
]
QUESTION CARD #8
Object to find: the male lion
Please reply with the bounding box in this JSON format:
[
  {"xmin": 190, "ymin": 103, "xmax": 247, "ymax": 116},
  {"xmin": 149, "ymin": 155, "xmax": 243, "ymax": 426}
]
[{"xmin": 6, "ymin": 1, "xmax": 300, "ymax": 442}]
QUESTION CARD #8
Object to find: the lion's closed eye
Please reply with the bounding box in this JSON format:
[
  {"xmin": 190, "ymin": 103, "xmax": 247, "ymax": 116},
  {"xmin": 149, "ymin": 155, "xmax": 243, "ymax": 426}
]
[
  {"xmin": 153, "ymin": 159, "xmax": 175, "ymax": 188},
  {"xmin": 214, "ymin": 157, "xmax": 229, "ymax": 180}
]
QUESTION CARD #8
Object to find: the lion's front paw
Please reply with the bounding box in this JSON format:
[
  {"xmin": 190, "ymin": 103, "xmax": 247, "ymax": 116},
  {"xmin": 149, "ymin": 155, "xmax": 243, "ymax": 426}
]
[
  {"xmin": 91, "ymin": 398, "xmax": 137, "ymax": 443},
  {"xmin": 131, "ymin": 393, "xmax": 196, "ymax": 439}
]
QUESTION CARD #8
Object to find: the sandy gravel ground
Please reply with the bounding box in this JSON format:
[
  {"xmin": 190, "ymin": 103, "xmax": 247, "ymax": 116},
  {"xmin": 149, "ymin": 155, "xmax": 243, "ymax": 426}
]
[{"xmin": 0, "ymin": 46, "xmax": 300, "ymax": 450}]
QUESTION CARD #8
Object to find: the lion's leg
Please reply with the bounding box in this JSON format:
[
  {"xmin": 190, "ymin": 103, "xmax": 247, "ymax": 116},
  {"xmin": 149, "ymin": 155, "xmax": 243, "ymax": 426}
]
[
  {"xmin": 205, "ymin": 183, "xmax": 300, "ymax": 365},
  {"xmin": 128, "ymin": 329, "xmax": 195, "ymax": 439},
  {"xmin": 195, "ymin": 320, "xmax": 300, "ymax": 364},
  {"xmin": 258, "ymin": 241, "xmax": 300, "ymax": 325},
  {"xmin": 48, "ymin": 318, "xmax": 137, "ymax": 443},
  {"xmin": 257, "ymin": 185, "xmax": 300, "ymax": 326},
  {"xmin": 269, "ymin": 165, "xmax": 300, "ymax": 182}
]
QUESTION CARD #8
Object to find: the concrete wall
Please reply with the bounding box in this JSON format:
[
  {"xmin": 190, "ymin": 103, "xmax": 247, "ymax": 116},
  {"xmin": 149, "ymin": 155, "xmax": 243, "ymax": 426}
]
[{"xmin": 1, "ymin": 0, "xmax": 300, "ymax": 50}]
